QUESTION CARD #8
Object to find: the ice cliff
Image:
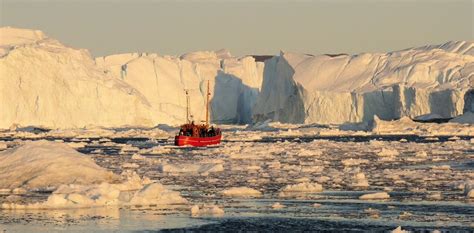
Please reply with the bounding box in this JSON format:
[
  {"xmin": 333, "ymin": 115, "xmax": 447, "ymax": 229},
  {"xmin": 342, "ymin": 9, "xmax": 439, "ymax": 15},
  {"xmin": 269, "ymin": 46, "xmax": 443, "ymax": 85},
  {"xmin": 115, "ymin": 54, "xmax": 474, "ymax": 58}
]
[
  {"xmin": 95, "ymin": 49, "xmax": 263, "ymax": 125},
  {"xmin": 1, "ymin": 27, "xmax": 472, "ymax": 128},
  {"xmin": 0, "ymin": 27, "xmax": 263, "ymax": 129},
  {"xmin": 0, "ymin": 27, "xmax": 155, "ymax": 128},
  {"xmin": 253, "ymin": 41, "xmax": 473, "ymax": 124}
]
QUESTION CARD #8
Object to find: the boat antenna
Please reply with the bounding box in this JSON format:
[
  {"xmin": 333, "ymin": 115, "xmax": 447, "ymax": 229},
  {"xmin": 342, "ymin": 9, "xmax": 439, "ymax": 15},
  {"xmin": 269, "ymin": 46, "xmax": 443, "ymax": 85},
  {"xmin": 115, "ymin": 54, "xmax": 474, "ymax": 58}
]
[
  {"xmin": 206, "ymin": 80, "xmax": 210, "ymax": 126},
  {"xmin": 185, "ymin": 89, "xmax": 190, "ymax": 124}
]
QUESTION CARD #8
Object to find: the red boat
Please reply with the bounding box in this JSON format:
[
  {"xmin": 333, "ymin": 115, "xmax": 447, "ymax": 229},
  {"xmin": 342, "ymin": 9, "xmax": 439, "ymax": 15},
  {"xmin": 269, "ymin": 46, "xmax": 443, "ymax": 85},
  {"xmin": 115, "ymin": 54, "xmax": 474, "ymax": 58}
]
[
  {"xmin": 174, "ymin": 80, "xmax": 222, "ymax": 147},
  {"xmin": 174, "ymin": 134, "xmax": 222, "ymax": 147}
]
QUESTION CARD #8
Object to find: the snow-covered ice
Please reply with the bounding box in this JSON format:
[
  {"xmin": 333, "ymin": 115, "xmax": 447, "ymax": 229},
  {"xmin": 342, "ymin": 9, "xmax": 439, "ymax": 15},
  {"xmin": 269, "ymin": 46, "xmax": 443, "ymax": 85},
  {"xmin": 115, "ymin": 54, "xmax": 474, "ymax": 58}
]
[
  {"xmin": 0, "ymin": 140, "xmax": 118, "ymax": 190},
  {"xmin": 254, "ymin": 42, "xmax": 473, "ymax": 125},
  {"xmin": 1, "ymin": 128, "xmax": 473, "ymax": 231},
  {"xmin": 0, "ymin": 27, "xmax": 264, "ymax": 128},
  {"xmin": 1, "ymin": 27, "xmax": 473, "ymax": 129},
  {"xmin": 158, "ymin": 162, "xmax": 224, "ymax": 175},
  {"xmin": 359, "ymin": 192, "xmax": 390, "ymax": 200},
  {"xmin": 220, "ymin": 187, "xmax": 262, "ymax": 198},
  {"xmin": 190, "ymin": 204, "xmax": 224, "ymax": 217}
]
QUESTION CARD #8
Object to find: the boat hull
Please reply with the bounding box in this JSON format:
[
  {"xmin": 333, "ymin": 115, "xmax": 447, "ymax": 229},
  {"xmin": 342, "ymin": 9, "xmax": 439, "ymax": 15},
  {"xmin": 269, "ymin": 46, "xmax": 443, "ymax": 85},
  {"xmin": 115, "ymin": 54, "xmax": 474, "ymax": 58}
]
[{"xmin": 174, "ymin": 135, "xmax": 222, "ymax": 147}]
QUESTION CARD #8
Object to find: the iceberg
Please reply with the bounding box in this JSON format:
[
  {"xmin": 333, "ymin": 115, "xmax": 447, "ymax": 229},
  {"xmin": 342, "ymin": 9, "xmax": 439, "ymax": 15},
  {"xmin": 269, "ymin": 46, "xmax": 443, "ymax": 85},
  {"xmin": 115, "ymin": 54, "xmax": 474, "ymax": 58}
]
[
  {"xmin": 253, "ymin": 41, "xmax": 474, "ymax": 124},
  {"xmin": 0, "ymin": 27, "xmax": 264, "ymax": 129},
  {"xmin": 1, "ymin": 27, "xmax": 472, "ymax": 128},
  {"xmin": 0, "ymin": 140, "xmax": 118, "ymax": 190}
]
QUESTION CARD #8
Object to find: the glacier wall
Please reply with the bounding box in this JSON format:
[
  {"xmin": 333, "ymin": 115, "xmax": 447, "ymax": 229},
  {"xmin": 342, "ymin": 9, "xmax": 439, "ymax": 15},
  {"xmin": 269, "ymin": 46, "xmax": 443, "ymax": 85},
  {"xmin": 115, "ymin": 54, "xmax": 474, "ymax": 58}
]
[
  {"xmin": 253, "ymin": 42, "xmax": 474, "ymax": 124},
  {"xmin": 1, "ymin": 27, "xmax": 472, "ymax": 129},
  {"xmin": 0, "ymin": 27, "xmax": 263, "ymax": 129},
  {"xmin": 0, "ymin": 28, "xmax": 155, "ymax": 129},
  {"xmin": 95, "ymin": 50, "xmax": 264, "ymax": 125}
]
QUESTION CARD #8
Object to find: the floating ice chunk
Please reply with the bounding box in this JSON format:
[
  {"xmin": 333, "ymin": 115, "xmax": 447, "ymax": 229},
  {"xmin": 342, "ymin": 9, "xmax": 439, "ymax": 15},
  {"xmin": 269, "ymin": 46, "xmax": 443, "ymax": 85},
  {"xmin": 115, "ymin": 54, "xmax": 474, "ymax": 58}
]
[
  {"xmin": 190, "ymin": 205, "xmax": 200, "ymax": 216},
  {"xmin": 430, "ymin": 165, "xmax": 451, "ymax": 171},
  {"xmin": 0, "ymin": 189, "xmax": 10, "ymax": 194},
  {"xmin": 246, "ymin": 165, "xmax": 261, "ymax": 170},
  {"xmin": 266, "ymin": 161, "xmax": 281, "ymax": 169},
  {"xmin": 1, "ymin": 179, "xmax": 186, "ymax": 209},
  {"xmin": 354, "ymin": 172, "xmax": 365, "ymax": 180},
  {"xmin": 314, "ymin": 176, "xmax": 330, "ymax": 183},
  {"xmin": 294, "ymin": 177, "xmax": 311, "ymax": 183},
  {"xmin": 12, "ymin": 188, "xmax": 27, "ymax": 194},
  {"xmin": 279, "ymin": 182, "xmax": 323, "ymax": 197},
  {"xmin": 271, "ymin": 202, "xmax": 285, "ymax": 209},
  {"xmin": 159, "ymin": 163, "xmax": 224, "ymax": 175},
  {"xmin": 131, "ymin": 153, "xmax": 147, "ymax": 160},
  {"xmin": 415, "ymin": 151, "xmax": 428, "ymax": 158},
  {"xmin": 377, "ymin": 148, "xmax": 399, "ymax": 157},
  {"xmin": 369, "ymin": 140, "xmax": 384, "ymax": 146},
  {"xmin": 359, "ymin": 192, "xmax": 390, "ymax": 200},
  {"xmin": 390, "ymin": 226, "xmax": 409, "ymax": 233},
  {"xmin": 147, "ymin": 146, "xmax": 172, "ymax": 154},
  {"xmin": 426, "ymin": 192, "xmax": 442, "ymax": 200},
  {"xmin": 351, "ymin": 172, "xmax": 369, "ymax": 188},
  {"xmin": 120, "ymin": 145, "xmax": 139, "ymax": 154},
  {"xmin": 220, "ymin": 187, "xmax": 262, "ymax": 198},
  {"xmin": 301, "ymin": 166, "xmax": 324, "ymax": 173},
  {"xmin": 363, "ymin": 208, "xmax": 380, "ymax": 218},
  {"xmin": 122, "ymin": 163, "xmax": 139, "ymax": 169},
  {"xmin": 425, "ymin": 137, "xmax": 439, "ymax": 141},
  {"xmin": 190, "ymin": 204, "xmax": 224, "ymax": 217},
  {"xmin": 342, "ymin": 158, "xmax": 369, "ymax": 166},
  {"xmin": 448, "ymin": 136, "xmax": 461, "ymax": 141},
  {"xmin": 0, "ymin": 140, "xmax": 119, "ymax": 190},
  {"xmin": 129, "ymin": 183, "xmax": 187, "ymax": 206}
]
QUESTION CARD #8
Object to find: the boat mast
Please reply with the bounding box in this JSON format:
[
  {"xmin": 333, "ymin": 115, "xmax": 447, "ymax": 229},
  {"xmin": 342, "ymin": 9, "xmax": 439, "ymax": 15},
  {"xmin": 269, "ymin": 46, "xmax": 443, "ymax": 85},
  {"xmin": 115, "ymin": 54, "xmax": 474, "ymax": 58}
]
[
  {"xmin": 185, "ymin": 89, "xmax": 190, "ymax": 124},
  {"xmin": 206, "ymin": 80, "xmax": 210, "ymax": 126}
]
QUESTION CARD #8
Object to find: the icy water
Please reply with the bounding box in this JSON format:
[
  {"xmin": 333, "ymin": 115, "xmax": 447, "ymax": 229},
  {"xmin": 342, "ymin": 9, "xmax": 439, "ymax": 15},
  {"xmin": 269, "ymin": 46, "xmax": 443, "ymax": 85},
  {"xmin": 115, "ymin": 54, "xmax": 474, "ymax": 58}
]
[{"xmin": 1, "ymin": 131, "xmax": 474, "ymax": 232}]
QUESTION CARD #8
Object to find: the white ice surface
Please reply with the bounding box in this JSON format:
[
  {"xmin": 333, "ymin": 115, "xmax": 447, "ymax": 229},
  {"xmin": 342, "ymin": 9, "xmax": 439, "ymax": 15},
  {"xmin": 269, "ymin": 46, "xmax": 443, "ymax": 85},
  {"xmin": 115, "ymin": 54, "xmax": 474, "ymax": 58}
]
[
  {"xmin": 254, "ymin": 42, "xmax": 474, "ymax": 124},
  {"xmin": 2, "ymin": 27, "xmax": 472, "ymax": 129},
  {"xmin": 0, "ymin": 140, "xmax": 118, "ymax": 190},
  {"xmin": 359, "ymin": 192, "xmax": 390, "ymax": 200},
  {"xmin": 1, "ymin": 177, "xmax": 186, "ymax": 209},
  {"xmin": 372, "ymin": 116, "xmax": 474, "ymax": 136},
  {"xmin": 1, "ymin": 27, "xmax": 264, "ymax": 128},
  {"xmin": 220, "ymin": 187, "xmax": 262, "ymax": 198}
]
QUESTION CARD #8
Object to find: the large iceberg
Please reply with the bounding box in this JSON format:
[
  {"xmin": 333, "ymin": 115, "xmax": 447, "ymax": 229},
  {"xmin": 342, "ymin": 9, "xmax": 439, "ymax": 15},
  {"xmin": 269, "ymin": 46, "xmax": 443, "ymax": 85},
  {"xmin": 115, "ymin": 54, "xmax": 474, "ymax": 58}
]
[
  {"xmin": 0, "ymin": 27, "xmax": 263, "ymax": 129},
  {"xmin": 95, "ymin": 49, "xmax": 263, "ymax": 125},
  {"xmin": 1, "ymin": 27, "xmax": 472, "ymax": 128},
  {"xmin": 253, "ymin": 41, "xmax": 473, "ymax": 124},
  {"xmin": 0, "ymin": 140, "xmax": 119, "ymax": 190}
]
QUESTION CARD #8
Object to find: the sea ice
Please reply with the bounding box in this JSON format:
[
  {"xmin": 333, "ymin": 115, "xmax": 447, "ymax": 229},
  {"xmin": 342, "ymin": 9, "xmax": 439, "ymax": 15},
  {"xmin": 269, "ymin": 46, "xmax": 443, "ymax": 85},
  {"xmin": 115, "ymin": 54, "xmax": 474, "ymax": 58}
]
[
  {"xmin": 278, "ymin": 182, "xmax": 323, "ymax": 197},
  {"xmin": 0, "ymin": 140, "xmax": 118, "ymax": 190},
  {"xmin": 220, "ymin": 187, "xmax": 262, "ymax": 198},
  {"xmin": 359, "ymin": 192, "xmax": 390, "ymax": 200},
  {"xmin": 377, "ymin": 148, "xmax": 399, "ymax": 157},
  {"xmin": 158, "ymin": 163, "xmax": 224, "ymax": 175},
  {"xmin": 271, "ymin": 202, "xmax": 285, "ymax": 209},
  {"xmin": 391, "ymin": 226, "xmax": 409, "ymax": 233},
  {"xmin": 190, "ymin": 204, "xmax": 224, "ymax": 217}
]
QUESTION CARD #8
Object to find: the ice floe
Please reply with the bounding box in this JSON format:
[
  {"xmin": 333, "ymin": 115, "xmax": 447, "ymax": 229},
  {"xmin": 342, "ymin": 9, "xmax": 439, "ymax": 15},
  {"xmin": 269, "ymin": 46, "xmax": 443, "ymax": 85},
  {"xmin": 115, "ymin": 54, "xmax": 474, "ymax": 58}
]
[{"xmin": 0, "ymin": 140, "xmax": 118, "ymax": 190}]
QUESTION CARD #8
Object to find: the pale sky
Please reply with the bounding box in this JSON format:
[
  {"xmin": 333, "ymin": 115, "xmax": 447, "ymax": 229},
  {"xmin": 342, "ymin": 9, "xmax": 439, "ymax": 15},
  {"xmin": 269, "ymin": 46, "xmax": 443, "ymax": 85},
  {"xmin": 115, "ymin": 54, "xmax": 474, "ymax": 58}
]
[{"xmin": 1, "ymin": 0, "xmax": 473, "ymax": 57}]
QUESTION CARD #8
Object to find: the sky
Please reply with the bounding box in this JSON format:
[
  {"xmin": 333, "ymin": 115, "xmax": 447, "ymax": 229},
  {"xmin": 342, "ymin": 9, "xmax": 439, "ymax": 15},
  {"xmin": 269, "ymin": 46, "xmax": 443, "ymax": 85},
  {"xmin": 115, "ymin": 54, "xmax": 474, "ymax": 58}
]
[{"xmin": 1, "ymin": 0, "xmax": 473, "ymax": 57}]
